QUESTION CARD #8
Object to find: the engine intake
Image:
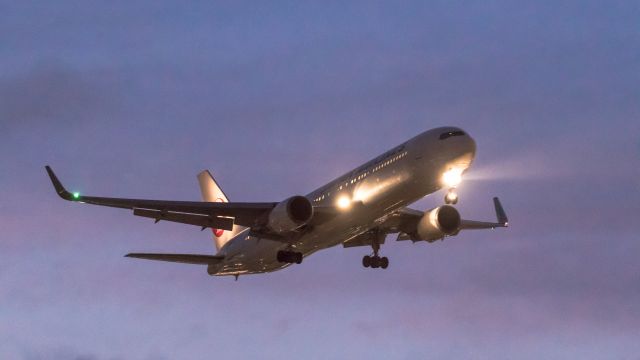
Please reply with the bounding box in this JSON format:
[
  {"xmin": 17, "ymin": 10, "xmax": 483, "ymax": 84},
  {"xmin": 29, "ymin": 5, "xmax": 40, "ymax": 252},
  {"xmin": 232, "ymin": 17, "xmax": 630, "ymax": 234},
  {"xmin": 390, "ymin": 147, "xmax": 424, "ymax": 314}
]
[
  {"xmin": 417, "ymin": 205, "xmax": 461, "ymax": 242},
  {"xmin": 267, "ymin": 196, "xmax": 313, "ymax": 234}
]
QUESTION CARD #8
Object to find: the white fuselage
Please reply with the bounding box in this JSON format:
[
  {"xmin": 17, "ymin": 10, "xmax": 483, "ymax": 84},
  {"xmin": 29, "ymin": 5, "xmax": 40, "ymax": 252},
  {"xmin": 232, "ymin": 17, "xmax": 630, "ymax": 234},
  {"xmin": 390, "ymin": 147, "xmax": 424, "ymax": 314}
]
[{"xmin": 210, "ymin": 127, "xmax": 476, "ymax": 276}]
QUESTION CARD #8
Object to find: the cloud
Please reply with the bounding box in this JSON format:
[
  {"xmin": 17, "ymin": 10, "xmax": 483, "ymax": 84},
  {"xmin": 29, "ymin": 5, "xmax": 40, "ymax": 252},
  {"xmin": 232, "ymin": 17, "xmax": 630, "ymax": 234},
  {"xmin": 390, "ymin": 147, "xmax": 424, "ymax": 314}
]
[
  {"xmin": 21, "ymin": 346, "xmax": 102, "ymax": 360},
  {"xmin": 0, "ymin": 63, "xmax": 123, "ymax": 135}
]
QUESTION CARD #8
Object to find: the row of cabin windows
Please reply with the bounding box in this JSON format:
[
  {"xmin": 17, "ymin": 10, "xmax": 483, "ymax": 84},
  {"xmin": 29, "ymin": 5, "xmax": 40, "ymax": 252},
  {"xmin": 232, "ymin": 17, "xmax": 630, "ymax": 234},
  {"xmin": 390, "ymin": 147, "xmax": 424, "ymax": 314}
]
[
  {"xmin": 313, "ymin": 151, "xmax": 408, "ymax": 202},
  {"xmin": 372, "ymin": 151, "xmax": 407, "ymax": 173}
]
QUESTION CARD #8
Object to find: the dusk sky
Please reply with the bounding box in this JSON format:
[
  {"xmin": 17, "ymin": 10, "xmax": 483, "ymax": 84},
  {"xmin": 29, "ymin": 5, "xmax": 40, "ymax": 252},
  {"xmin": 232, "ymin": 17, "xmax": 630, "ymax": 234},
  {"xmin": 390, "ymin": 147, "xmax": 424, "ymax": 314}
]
[{"xmin": 1, "ymin": 1, "xmax": 639, "ymax": 359}]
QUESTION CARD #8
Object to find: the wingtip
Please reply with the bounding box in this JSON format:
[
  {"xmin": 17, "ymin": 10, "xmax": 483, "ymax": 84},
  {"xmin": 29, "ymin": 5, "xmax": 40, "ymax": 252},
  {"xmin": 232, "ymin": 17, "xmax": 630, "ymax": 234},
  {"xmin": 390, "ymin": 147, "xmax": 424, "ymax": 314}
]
[
  {"xmin": 493, "ymin": 197, "xmax": 509, "ymax": 225},
  {"xmin": 45, "ymin": 165, "xmax": 73, "ymax": 200}
]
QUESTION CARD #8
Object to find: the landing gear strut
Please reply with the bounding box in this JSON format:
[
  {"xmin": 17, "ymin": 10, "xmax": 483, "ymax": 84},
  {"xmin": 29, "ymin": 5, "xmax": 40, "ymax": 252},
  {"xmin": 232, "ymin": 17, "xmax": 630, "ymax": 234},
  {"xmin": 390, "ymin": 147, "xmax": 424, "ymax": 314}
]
[
  {"xmin": 362, "ymin": 230, "xmax": 389, "ymax": 269},
  {"xmin": 445, "ymin": 188, "xmax": 459, "ymax": 205},
  {"xmin": 277, "ymin": 250, "xmax": 303, "ymax": 264}
]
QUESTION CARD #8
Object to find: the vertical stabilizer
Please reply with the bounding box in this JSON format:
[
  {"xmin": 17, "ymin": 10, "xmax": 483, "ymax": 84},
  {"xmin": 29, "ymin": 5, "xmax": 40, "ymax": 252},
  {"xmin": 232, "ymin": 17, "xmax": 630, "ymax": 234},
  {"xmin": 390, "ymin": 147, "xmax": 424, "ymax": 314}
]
[{"xmin": 197, "ymin": 170, "xmax": 245, "ymax": 251}]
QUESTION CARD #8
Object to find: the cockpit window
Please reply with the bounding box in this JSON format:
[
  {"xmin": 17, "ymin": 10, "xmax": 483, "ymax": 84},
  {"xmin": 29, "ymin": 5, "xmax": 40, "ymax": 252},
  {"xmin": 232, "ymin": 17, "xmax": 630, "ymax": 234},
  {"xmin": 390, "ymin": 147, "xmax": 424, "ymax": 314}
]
[{"xmin": 439, "ymin": 131, "xmax": 466, "ymax": 140}]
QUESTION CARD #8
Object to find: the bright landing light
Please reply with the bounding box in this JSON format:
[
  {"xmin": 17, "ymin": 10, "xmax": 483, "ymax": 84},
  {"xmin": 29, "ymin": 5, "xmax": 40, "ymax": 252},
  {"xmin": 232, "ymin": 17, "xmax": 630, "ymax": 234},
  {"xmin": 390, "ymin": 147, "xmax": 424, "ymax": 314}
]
[
  {"xmin": 72, "ymin": 192, "xmax": 80, "ymax": 199},
  {"xmin": 336, "ymin": 196, "xmax": 352, "ymax": 210},
  {"xmin": 442, "ymin": 168, "xmax": 463, "ymax": 187}
]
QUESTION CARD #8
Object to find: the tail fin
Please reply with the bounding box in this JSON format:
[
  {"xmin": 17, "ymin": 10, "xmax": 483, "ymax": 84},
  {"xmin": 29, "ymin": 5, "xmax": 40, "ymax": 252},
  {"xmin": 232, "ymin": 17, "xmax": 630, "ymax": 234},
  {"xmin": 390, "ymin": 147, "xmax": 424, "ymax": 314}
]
[{"xmin": 197, "ymin": 170, "xmax": 245, "ymax": 251}]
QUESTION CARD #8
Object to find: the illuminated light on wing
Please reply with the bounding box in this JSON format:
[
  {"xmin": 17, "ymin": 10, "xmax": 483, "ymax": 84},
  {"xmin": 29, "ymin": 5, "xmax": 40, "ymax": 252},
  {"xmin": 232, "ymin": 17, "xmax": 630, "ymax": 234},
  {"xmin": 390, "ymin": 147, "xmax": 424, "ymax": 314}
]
[{"xmin": 336, "ymin": 195, "xmax": 352, "ymax": 210}]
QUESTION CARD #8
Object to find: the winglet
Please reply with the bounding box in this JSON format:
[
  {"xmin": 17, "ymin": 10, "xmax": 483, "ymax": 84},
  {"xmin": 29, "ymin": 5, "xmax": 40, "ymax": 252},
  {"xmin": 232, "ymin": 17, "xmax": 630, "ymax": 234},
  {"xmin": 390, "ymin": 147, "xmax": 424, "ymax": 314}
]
[
  {"xmin": 45, "ymin": 166, "xmax": 74, "ymax": 200},
  {"xmin": 493, "ymin": 197, "xmax": 508, "ymax": 226}
]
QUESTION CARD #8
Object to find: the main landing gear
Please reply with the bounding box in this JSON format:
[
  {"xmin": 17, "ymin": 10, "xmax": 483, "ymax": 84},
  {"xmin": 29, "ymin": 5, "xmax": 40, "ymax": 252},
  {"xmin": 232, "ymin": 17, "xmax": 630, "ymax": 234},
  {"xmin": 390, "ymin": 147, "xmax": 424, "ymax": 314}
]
[
  {"xmin": 444, "ymin": 188, "xmax": 459, "ymax": 205},
  {"xmin": 277, "ymin": 250, "xmax": 303, "ymax": 264},
  {"xmin": 363, "ymin": 255, "xmax": 389, "ymax": 269},
  {"xmin": 362, "ymin": 231, "xmax": 389, "ymax": 269}
]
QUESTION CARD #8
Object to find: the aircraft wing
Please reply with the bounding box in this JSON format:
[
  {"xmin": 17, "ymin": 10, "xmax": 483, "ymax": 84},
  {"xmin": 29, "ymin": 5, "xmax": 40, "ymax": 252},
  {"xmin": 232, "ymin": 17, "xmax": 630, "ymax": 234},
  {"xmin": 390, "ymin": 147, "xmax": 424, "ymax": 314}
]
[
  {"xmin": 342, "ymin": 208, "xmax": 421, "ymax": 248},
  {"xmin": 125, "ymin": 253, "xmax": 224, "ymax": 265},
  {"xmin": 46, "ymin": 166, "xmax": 277, "ymax": 230},
  {"xmin": 343, "ymin": 198, "xmax": 508, "ymax": 247}
]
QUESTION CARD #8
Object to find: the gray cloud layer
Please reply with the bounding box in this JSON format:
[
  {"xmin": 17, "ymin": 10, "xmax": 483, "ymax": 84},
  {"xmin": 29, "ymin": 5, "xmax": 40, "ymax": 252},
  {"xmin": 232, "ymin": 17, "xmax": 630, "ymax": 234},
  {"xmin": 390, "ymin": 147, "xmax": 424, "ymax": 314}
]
[{"xmin": 1, "ymin": 1, "xmax": 639, "ymax": 359}]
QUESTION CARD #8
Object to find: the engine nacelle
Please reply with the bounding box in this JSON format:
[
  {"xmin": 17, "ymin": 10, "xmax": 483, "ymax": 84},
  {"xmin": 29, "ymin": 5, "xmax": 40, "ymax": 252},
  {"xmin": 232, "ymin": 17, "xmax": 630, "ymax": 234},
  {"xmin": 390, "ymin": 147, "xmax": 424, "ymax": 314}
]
[
  {"xmin": 417, "ymin": 205, "xmax": 461, "ymax": 242},
  {"xmin": 267, "ymin": 196, "xmax": 314, "ymax": 234}
]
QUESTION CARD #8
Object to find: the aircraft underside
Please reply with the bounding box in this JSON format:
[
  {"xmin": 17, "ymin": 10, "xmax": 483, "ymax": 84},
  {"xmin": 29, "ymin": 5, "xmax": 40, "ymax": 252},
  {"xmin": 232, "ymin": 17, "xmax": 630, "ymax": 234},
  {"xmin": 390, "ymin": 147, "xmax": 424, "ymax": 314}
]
[{"xmin": 46, "ymin": 127, "xmax": 508, "ymax": 278}]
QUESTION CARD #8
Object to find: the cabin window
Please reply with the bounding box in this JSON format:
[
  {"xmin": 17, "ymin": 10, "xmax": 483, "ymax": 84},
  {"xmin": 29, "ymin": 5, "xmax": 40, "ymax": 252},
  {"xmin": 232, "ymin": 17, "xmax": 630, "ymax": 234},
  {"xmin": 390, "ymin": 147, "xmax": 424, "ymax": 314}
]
[{"xmin": 439, "ymin": 131, "xmax": 466, "ymax": 140}]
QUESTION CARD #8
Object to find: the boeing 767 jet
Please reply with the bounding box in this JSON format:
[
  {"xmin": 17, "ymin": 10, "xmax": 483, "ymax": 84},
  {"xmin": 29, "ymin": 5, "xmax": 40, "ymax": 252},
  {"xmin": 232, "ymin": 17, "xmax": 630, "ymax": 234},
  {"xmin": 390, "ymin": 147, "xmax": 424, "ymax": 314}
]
[{"xmin": 46, "ymin": 126, "xmax": 508, "ymax": 277}]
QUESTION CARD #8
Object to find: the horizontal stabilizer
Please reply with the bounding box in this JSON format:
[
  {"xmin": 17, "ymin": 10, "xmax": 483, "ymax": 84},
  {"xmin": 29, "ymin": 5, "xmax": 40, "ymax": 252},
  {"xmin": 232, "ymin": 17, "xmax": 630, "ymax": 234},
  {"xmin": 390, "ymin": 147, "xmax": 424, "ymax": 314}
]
[{"xmin": 125, "ymin": 253, "xmax": 224, "ymax": 265}]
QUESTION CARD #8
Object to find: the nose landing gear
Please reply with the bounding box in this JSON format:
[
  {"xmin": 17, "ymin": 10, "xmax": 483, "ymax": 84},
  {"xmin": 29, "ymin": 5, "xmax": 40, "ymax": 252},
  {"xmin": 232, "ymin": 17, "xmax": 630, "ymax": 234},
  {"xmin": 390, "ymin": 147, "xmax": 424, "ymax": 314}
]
[{"xmin": 445, "ymin": 188, "xmax": 459, "ymax": 205}]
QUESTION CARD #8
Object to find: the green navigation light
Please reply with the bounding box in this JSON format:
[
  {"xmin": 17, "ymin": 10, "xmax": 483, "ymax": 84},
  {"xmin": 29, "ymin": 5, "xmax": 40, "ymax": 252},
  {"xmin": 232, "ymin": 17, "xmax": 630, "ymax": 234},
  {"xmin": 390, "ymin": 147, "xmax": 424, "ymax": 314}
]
[{"xmin": 72, "ymin": 192, "xmax": 80, "ymax": 199}]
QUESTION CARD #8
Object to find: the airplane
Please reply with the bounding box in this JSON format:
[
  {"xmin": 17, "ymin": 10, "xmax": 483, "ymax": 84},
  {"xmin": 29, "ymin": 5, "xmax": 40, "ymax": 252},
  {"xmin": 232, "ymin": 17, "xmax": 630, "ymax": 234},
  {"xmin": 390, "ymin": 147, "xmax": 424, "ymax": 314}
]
[{"xmin": 45, "ymin": 126, "xmax": 508, "ymax": 277}]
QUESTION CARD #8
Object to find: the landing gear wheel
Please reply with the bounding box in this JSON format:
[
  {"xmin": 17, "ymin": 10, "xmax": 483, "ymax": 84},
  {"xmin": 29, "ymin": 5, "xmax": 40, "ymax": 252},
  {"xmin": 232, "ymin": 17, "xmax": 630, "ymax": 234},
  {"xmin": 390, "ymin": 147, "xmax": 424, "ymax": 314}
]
[
  {"xmin": 370, "ymin": 256, "xmax": 380, "ymax": 268},
  {"xmin": 362, "ymin": 255, "xmax": 371, "ymax": 268},
  {"xmin": 362, "ymin": 255, "xmax": 389, "ymax": 270},
  {"xmin": 445, "ymin": 190, "xmax": 459, "ymax": 205},
  {"xmin": 295, "ymin": 252, "xmax": 303, "ymax": 264}
]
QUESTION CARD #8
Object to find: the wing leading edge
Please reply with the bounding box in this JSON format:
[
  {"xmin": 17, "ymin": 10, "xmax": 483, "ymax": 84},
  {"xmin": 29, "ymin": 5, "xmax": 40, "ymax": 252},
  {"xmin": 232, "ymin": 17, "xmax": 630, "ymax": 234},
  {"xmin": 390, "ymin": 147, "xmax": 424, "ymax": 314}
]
[{"xmin": 45, "ymin": 166, "xmax": 276, "ymax": 229}]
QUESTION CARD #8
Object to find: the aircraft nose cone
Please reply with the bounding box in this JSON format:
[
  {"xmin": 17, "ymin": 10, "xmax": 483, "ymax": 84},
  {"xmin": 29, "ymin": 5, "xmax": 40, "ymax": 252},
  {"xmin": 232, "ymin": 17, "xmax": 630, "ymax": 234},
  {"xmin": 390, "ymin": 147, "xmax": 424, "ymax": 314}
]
[
  {"xmin": 467, "ymin": 134, "xmax": 477, "ymax": 155},
  {"xmin": 460, "ymin": 133, "xmax": 477, "ymax": 166}
]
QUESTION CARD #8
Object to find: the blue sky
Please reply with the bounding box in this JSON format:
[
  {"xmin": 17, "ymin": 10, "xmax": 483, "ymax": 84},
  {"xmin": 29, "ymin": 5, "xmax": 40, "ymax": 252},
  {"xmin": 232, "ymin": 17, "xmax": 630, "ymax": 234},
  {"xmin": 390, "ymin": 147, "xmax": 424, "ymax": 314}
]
[{"xmin": 1, "ymin": 1, "xmax": 639, "ymax": 359}]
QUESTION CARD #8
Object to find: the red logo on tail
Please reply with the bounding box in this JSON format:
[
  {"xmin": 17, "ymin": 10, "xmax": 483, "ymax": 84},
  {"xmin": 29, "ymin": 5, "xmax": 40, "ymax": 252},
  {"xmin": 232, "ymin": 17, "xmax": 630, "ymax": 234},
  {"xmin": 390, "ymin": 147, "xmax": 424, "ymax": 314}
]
[
  {"xmin": 212, "ymin": 197, "xmax": 226, "ymax": 238},
  {"xmin": 213, "ymin": 228, "xmax": 224, "ymax": 237}
]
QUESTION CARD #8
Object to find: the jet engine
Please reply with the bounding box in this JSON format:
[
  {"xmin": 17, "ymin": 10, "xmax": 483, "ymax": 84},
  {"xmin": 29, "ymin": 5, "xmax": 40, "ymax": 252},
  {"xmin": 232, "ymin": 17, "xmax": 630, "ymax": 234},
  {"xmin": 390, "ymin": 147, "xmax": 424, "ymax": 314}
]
[
  {"xmin": 416, "ymin": 205, "xmax": 461, "ymax": 242},
  {"xmin": 267, "ymin": 196, "xmax": 314, "ymax": 234}
]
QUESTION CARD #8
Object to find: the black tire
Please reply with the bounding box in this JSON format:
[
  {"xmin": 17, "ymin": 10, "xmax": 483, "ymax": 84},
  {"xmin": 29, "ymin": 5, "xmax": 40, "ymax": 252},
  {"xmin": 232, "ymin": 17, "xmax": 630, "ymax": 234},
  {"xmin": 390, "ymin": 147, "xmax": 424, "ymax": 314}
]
[
  {"xmin": 380, "ymin": 257, "xmax": 389, "ymax": 269},
  {"xmin": 370, "ymin": 256, "xmax": 380, "ymax": 268},
  {"xmin": 276, "ymin": 251, "xmax": 284, "ymax": 263},
  {"xmin": 296, "ymin": 252, "xmax": 303, "ymax": 264},
  {"xmin": 362, "ymin": 255, "xmax": 371, "ymax": 268}
]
